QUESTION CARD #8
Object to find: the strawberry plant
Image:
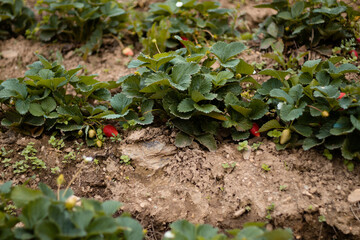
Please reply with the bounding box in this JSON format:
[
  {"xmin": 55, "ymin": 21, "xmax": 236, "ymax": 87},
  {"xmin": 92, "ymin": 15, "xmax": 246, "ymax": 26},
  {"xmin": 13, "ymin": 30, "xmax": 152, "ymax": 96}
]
[
  {"xmin": 0, "ymin": 0, "xmax": 35, "ymax": 39},
  {"xmin": 256, "ymin": 0, "xmax": 360, "ymax": 49},
  {"xmin": 141, "ymin": 0, "xmax": 240, "ymax": 55},
  {"xmin": 110, "ymin": 39, "xmax": 267, "ymax": 150},
  {"xmin": 0, "ymin": 54, "xmax": 119, "ymax": 145},
  {"xmin": 0, "ymin": 181, "xmax": 144, "ymax": 239},
  {"xmin": 164, "ymin": 220, "xmax": 293, "ymax": 240},
  {"xmin": 256, "ymin": 58, "xmax": 360, "ymax": 164},
  {"xmin": 0, "ymin": 181, "xmax": 293, "ymax": 240},
  {"xmin": 264, "ymin": 41, "xmax": 309, "ymax": 70},
  {"xmin": 31, "ymin": 0, "xmax": 128, "ymax": 57}
]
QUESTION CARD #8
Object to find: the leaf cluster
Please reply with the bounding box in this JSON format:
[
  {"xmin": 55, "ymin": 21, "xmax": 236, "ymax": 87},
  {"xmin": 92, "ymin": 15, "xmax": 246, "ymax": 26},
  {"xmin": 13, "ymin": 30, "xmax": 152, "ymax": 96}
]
[
  {"xmin": 0, "ymin": 54, "xmax": 118, "ymax": 138},
  {"xmin": 141, "ymin": 0, "xmax": 240, "ymax": 55},
  {"xmin": 0, "ymin": 182, "xmax": 293, "ymax": 240},
  {"xmin": 0, "ymin": 181, "xmax": 143, "ymax": 240},
  {"xmin": 31, "ymin": 0, "xmax": 128, "ymax": 56},
  {"xmin": 110, "ymin": 39, "xmax": 267, "ymax": 150},
  {"xmin": 0, "ymin": 0, "xmax": 35, "ymax": 39},
  {"xmin": 264, "ymin": 41, "xmax": 309, "ymax": 70},
  {"xmin": 256, "ymin": 57, "xmax": 360, "ymax": 161},
  {"xmin": 257, "ymin": 0, "xmax": 360, "ymax": 49},
  {"xmin": 164, "ymin": 220, "xmax": 293, "ymax": 240}
]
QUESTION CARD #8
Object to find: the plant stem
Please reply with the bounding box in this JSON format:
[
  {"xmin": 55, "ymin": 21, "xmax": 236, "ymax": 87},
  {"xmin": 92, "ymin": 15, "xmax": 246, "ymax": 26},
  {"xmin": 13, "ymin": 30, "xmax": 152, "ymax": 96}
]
[
  {"xmin": 62, "ymin": 162, "xmax": 85, "ymax": 198},
  {"xmin": 154, "ymin": 40, "xmax": 161, "ymax": 54},
  {"xmin": 307, "ymin": 105, "xmax": 322, "ymax": 112}
]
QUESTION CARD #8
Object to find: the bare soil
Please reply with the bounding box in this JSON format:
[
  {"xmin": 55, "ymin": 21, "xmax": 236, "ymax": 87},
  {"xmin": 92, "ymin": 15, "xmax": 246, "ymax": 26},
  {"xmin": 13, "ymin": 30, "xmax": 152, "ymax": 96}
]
[
  {"xmin": 1, "ymin": 1, "xmax": 360, "ymax": 240},
  {"xmin": 1, "ymin": 126, "xmax": 360, "ymax": 240}
]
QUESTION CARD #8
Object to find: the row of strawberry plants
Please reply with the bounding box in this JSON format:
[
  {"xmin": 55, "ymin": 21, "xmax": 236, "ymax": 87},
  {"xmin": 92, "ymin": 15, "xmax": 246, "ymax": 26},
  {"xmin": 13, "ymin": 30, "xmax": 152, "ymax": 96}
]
[
  {"xmin": 0, "ymin": 181, "xmax": 293, "ymax": 240},
  {"xmin": 3, "ymin": 0, "xmax": 360, "ymax": 58},
  {"xmin": 257, "ymin": 0, "xmax": 360, "ymax": 49},
  {"xmin": 1, "ymin": 0, "xmax": 240, "ymax": 57},
  {"xmin": 0, "ymin": 0, "xmax": 35, "ymax": 40},
  {"xmin": 256, "ymin": 58, "xmax": 360, "ymax": 168},
  {"xmin": 112, "ymin": 38, "xmax": 360, "ymax": 163},
  {"xmin": 110, "ymin": 38, "xmax": 266, "ymax": 150},
  {"xmin": 0, "ymin": 53, "xmax": 119, "ymax": 146},
  {"xmin": 1, "ymin": 39, "xmax": 359, "ymax": 164}
]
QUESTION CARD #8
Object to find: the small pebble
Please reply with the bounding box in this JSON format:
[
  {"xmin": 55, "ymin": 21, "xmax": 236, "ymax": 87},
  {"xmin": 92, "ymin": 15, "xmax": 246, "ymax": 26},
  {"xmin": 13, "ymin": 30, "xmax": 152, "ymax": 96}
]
[{"xmin": 348, "ymin": 189, "xmax": 360, "ymax": 203}]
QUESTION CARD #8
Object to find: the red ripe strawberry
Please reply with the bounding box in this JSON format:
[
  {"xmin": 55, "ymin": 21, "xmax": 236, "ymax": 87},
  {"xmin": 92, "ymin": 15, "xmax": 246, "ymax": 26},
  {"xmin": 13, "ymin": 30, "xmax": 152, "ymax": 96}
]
[
  {"xmin": 337, "ymin": 92, "xmax": 346, "ymax": 100},
  {"xmin": 250, "ymin": 123, "xmax": 260, "ymax": 137},
  {"xmin": 356, "ymin": 38, "xmax": 360, "ymax": 44},
  {"xmin": 180, "ymin": 36, "xmax": 189, "ymax": 47},
  {"xmin": 103, "ymin": 125, "xmax": 118, "ymax": 137},
  {"xmin": 122, "ymin": 47, "xmax": 134, "ymax": 57},
  {"xmin": 349, "ymin": 50, "xmax": 358, "ymax": 58}
]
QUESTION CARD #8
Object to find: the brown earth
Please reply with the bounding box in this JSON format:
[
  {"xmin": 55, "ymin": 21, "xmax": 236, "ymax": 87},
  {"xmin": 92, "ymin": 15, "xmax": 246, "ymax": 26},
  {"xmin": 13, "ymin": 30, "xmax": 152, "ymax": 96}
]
[
  {"xmin": 1, "ymin": 0, "xmax": 360, "ymax": 240},
  {"xmin": 1, "ymin": 126, "xmax": 360, "ymax": 240}
]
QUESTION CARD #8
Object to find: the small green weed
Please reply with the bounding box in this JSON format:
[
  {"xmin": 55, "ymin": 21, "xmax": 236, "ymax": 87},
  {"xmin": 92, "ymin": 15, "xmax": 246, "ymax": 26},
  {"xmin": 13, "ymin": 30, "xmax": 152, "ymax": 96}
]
[
  {"xmin": 266, "ymin": 203, "xmax": 275, "ymax": 220},
  {"xmin": 318, "ymin": 215, "xmax": 326, "ymax": 223},
  {"xmin": 13, "ymin": 142, "xmax": 46, "ymax": 174},
  {"xmin": 2, "ymin": 158, "xmax": 12, "ymax": 168},
  {"xmin": 279, "ymin": 185, "xmax": 287, "ymax": 191},
  {"xmin": 51, "ymin": 166, "xmax": 60, "ymax": 174},
  {"xmin": 323, "ymin": 149, "xmax": 333, "ymax": 160},
  {"xmin": 222, "ymin": 162, "xmax": 236, "ymax": 169},
  {"xmin": 237, "ymin": 141, "xmax": 248, "ymax": 151},
  {"xmin": 110, "ymin": 134, "xmax": 122, "ymax": 143},
  {"xmin": 49, "ymin": 135, "xmax": 65, "ymax": 150},
  {"xmin": 261, "ymin": 164, "xmax": 271, "ymax": 172},
  {"xmin": 121, "ymin": 120, "xmax": 138, "ymax": 130},
  {"xmin": 0, "ymin": 147, "xmax": 13, "ymax": 157},
  {"xmin": 120, "ymin": 155, "xmax": 131, "ymax": 165},
  {"xmin": 252, "ymin": 61, "xmax": 266, "ymax": 70},
  {"xmin": 0, "ymin": 147, "xmax": 13, "ymax": 168},
  {"xmin": 344, "ymin": 160, "xmax": 354, "ymax": 172},
  {"xmin": 63, "ymin": 152, "xmax": 76, "ymax": 163},
  {"xmin": 75, "ymin": 142, "xmax": 83, "ymax": 151},
  {"xmin": 12, "ymin": 160, "xmax": 30, "ymax": 174},
  {"xmin": 251, "ymin": 142, "xmax": 262, "ymax": 150}
]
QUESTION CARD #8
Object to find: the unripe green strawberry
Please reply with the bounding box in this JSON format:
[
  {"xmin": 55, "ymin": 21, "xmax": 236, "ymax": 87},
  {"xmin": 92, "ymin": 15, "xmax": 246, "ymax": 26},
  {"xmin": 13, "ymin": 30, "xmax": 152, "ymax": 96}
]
[
  {"xmin": 96, "ymin": 140, "xmax": 102, "ymax": 148},
  {"xmin": 280, "ymin": 129, "xmax": 291, "ymax": 145},
  {"xmin": 57, "ymin": 174, "xmax": 64, "ymax": 186},
  {"xmin": 65, "ymin": 195, "xmax": 79, "ymax": 210},
  {"xmin": 321, "ymin": 110, "xmax": 329, "ymax": 118},
  {"xmin": 88, "ymin": 129, "xmax": 96, "ymax": 138}
]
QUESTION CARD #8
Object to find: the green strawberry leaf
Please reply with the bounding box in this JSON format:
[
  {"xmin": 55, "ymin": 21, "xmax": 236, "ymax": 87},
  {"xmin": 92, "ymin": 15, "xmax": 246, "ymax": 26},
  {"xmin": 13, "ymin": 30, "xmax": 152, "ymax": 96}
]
[
  {"xmin": 210, "ymin": 41, "xmax": 246, "ymax": 64},
  {"xmin": 259, "ymin": 119, "xmax": 282, "ymax": 132},
  {"xmin": 175, "ymin": 132, "xmax": 193, "ymax": 148},
  {"xmin": 170, "ymin": 62, "xmax": 200, "ymax": 91}
]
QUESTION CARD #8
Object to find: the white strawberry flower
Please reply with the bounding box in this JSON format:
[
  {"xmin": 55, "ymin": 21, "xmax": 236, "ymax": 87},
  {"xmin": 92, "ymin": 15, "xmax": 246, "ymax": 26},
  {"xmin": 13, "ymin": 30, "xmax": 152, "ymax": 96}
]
[
  {"xmin": 164, "ymin": 231, "xmax": 175, "ymax": 239},
  {"xmin": 277, "ymin": 102, "xmax": 284, "ymax": 110},
  {"xmin": 176, "ymin": 1, "xmax": 183, "ymax": 7},
  {"xmin": 83, "ymin": 155, "xmax": 93, "ymax": 162}
]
